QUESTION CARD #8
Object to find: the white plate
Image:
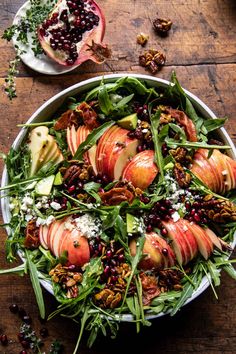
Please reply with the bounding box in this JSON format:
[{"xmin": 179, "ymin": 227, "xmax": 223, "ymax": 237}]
[
  {"xmin": 1, "ymin": 74, "xmax": 236, "ymax": 321},
  {"xmin": 12, "ymin": 1, "xmax": 79, "ymax": 75}
]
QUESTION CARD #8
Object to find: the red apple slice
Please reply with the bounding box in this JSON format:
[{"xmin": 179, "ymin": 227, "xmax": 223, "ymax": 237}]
[
  {"xmin": 39, "ymin": 224, "xmax": 49, "ymax": 250},
  {"xmin": 162, "ymin": 220, "xmax": 189, "ymax": 265},
  {"xmin": 152, "ymin": 234, "xmax": 176, "ymax": 268},
  {"xmin": 191, "ymin": 153, "xmax": 217, "ymax": 192},
  {"xmin": 175, "ymin": 219, "xmax": 198, "ymax": 262},
  {"xmin": 187, "ymin": 222, "xmax": 213, "ymax": 260},
  {"xmin": 76, "ymin": 125, "xmax": 98, "ymax": 174},
  {"xmin": 122, "ymin": 150, "xmax": 158, "ymax": 190},
  {"xmin": 130, "ymin": 233, "xmax": 164, "ymax": 270},
  {"xmin": 64, "ymin": 229, "xmax": 90, "ymax": 267},
  {"xmin": 96, "ymin": 125, "xmax": 139, "ymax": 180},
  {"xmin": 49, "ymin": 217, "xmax": 71, "ymax": 257},
  {"xmin": 67, "ymin": 125, "xmax": 77, "ymax": 156},
  {"xmin": 204, "ymin": 227, "xmax": 222, "ymax": 251}
]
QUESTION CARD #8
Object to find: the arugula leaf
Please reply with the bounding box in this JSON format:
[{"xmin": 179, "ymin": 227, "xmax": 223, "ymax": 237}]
[
  {"xmin": 203, "ymin": 117, "xmax": 228, "ymax": 133},
  {"xmin": 150, "ymin": 109, "xmax": 164, "ymax": 179},
  {"xmin": 83, "ymin": 182, "xmax": 101, "ymax": 203},
  {"xmin": 73, "ymin": 120, "xmax": 115, "ymax": 160},
  {"xmin": 25, "ymin": 250, "xmax": 45, "ymax": 319},
  {"xmin": 98, "ymin": 84, "xmax": 113, "ymax": 115}
]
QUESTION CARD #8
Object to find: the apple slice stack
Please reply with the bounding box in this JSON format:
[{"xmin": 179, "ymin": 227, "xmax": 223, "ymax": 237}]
[
  {"xmin": 39, "ymin": 217, "xmax": 90, "ymax": 267},
  {"xmin": 163, "ymin": 218, "xmax": 223, "ymax": 265},
  {"xmin": 122, "ymin": 150, "xmax": 159, "ymax": 190},
  {"xmin": 67, "ymin": 124, "xmax": 97, "ymax": 173},
  {"xmin": 191, "ymin": 148, "xmax": 236, "ymax": 194},
  {"xmin": 96, "ymin": 125, "xmax": 139, "ymax": 180},
  {"xmin": 130, "ymin": 232, "xmax": 176, "ymax": 270}
]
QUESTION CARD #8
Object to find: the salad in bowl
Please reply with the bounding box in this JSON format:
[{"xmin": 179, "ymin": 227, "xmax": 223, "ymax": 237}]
[{"xmin": 1, "ymin": 73, "xmax": 236, "ymax": 351}]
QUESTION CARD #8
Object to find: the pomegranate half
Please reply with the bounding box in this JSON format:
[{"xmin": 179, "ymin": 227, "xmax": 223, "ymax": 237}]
[{"xmin": 38, "ymin": 0, "xmax": 109, "ymax": 66}]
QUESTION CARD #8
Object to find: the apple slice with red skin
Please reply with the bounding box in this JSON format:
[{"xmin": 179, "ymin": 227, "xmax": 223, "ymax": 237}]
[
  {"xmin": 76, "ymin": 125, "xmax": 98, "ymax": 174},
  {"xmin": 129, "ymin": 232, "xmax": 176, "ymax": 270},
  {"xmin": 187, "ymin": 222, "xmax": 213, "ymax": 260},
  {"xmin": 96, "ymin": 125, "xmax": 118, "ymax": 173},
  {"xmin": 174, "ymin": 219, "xmax": 198, "ymax": 262},
  {"xmin": 162, "ymin": 220, "xmax": 190, "ymax": 265},
  {"xmin": 61, "ymin": 229, "xmax": 90, "ymax": 267},
  {"xmin": 152, "ymin": 234, "xmax": 176, "ymax": 268},
  {"xmin": 49, "ymin": 218, "xmax": 71, "ymax": 257},
  {"xmin": 204, "ymin": 227, "xmax": 222, "ymax": 251},
  {"xmin": 66, "ymin": 125, "xmax": 77, "ymax": 156},
  {"xmin": 39, "ymin": 225, "xmax": 49, "ymax": 250},
  {"xmin": 194, "ymin": 150, "xmax": 222, "ymax": 192},
  {"xmin": 96, "ymin": 125, "xmax": 139, "ymax": 180},
  {"xmin": 122, "ymin": 150, "xmax": 158, "ymax": 190}
]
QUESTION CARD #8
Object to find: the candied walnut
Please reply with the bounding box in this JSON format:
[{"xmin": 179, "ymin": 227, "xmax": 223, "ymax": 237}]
[
  {"xmin": 99, "ymin": 187, "xmax": 135, "ymax": 206},
  {"xmin": 173, "ymin": 162, "xmax": 191, "ymax": 188},
  {"xmin": 139, "ymin": 49, "xmax": 166, "ymax": 74},
  {"xmin": 24, "ymin": 220, "xmax": 40, "ymax": 249},
  {"xmin": 49, "ymin": 263, "xmax": 83, "ymax": 299},
  {"xmin": 203, "ymin": 197, "xmax": 236, "ymax": 224},
  {"xmin": 54, "ymin": 109, "xmax": 81, "ymax": 130},
  {"xmin": 170, "ymin": 147, "xmax": 193, "ymax": 165},
  {"xmin": 158, "ymin": 269, "xmax": 183, "ymax": 292},
  {"xmin": 137, "ymin": 33, "xmax": 149, "ymax": 46},
  {"xmin": 140, "ymin": 273, "xmax": 161, "ymax": 306},
  {"xmin": 76, "ymin": 102, "xmax": 100, "ymax": 130},
  {"xmin": 153, "ymin": 17, "xmax": 172, "ymax": 35}
]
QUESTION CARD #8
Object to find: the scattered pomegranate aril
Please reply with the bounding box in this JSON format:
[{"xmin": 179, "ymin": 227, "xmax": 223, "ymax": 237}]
[
  {"xmin": 38, "ymin": 0, "xmax": 110, "ymax": 67},
  {"xmin": 9, "ymin": 303, "xmax": 19, "ymax": 313},
  {"xmin": 0, "ymin": 334, "xmax": 8, "ymax": 345}
]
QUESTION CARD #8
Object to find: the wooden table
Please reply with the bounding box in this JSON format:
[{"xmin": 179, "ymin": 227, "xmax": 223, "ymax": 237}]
[{"xmin": 0, "ymin": 0, "xmax": 236, "ymax": 353}]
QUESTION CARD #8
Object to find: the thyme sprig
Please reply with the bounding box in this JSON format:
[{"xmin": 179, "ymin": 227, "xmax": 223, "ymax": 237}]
[{"xmin": 2, "ymin": 0, "xmax": 57, "ymax": 100}]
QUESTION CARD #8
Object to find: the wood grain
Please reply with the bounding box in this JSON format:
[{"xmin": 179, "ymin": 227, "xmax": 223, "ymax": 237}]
[{"xmin": 0, "ymin": 0, "xmax": 236, "ymax": 353}]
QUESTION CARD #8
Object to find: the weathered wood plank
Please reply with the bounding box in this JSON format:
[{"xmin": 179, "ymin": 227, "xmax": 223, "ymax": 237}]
[{"xmin": 0, "ymin": 0, "xmax": 236, "ymax": 77}]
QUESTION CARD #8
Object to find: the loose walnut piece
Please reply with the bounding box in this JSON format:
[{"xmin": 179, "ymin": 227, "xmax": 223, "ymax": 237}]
[
  {"xmin": 139, "ymin": 49, "xmax": 166, "ymax": 74},
  {"xmin": 137, "ymin": 33, "xmax": 149, "ymax": 46},
  {"xmin": 153, "ymin": 17, "xmax": 173, "ymax": 35}
]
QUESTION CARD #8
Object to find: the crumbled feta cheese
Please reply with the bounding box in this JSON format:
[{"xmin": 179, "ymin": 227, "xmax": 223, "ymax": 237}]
[
  {"xmin": 35, "ymin": 202, "xmax": 42, "ymax": 209},
  {"xmin": 45, "ymin": 215, "xmax": 55, "ymax": 226},
  {"xmin": 25, "ymin": 214, "xmax": 33, "ymax": 222},
  {"xmin": 50, "ymin": 201, "xmax": 61, "ymax": 210},
  {"xmin": 183, "ymin": 225, "xmax": 188, "ymax": 231},
  {"xmin": 222, "ymin": 170, "xmax": 228, "ymax": 175},
  {"xmin": 142, "ymin": 128, "xmax": 148, "ymax": 133},
  {"xmin": 172, "ymin": 211, "xmax": 180, "ymax": 222},
  {"xmin": 36, "ymin": 217, "xmax": 46, "ymax": 227},
  {"xmin": 64, "ymin": 221, "xmax": 74, "ymax": 231},
  {"xmin": 22, "ymin": 195, "xmax": 34, "ymax": 206},
  {"xmin": 41, "ymin": 196, "xmax": 49, "ymax": 204},
  {"xmin": 74, "ymin": 214, "xmax": 101, "ymax": 238}
]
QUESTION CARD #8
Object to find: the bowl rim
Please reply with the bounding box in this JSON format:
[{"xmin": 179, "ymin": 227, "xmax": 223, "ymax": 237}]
[{"xmin": 1, "ymin": 73, "xmax": 236, "ymax": 321}]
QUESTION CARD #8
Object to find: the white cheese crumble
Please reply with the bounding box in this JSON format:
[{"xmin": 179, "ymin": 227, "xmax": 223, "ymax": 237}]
[
  {"xmin": 74, "ymin": 214, "xmax": 101, "ymax": 238},
  {"xmin": 171, "ymin": 211, "xmax": 180, "ymax": 222},
  {"xmin": 45, "ymin": 215, "xmax": 56, "ymax": 226},
  {"xmin": 222, "ymin": 170, "xmax": 228, "ymax": 175},
  {"xmin": 50, "ymin": 201, "xmax": 61, "ymax": 210}
]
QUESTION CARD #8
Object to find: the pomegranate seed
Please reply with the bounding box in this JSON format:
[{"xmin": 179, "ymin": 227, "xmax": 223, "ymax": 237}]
[
  {"xmin": 103, "ymin": 265, "xmax": 110, "ymax": 277},
  {"xmin": 9, "ymin": 303, "xmax": 19, "ymax": 313},
  {"xmin": 193, "ymin": 213, "xmax": 201, "ymax": 222},
  {"xmin": 106, "ymin": 250, "xmax": 112, "ymax": 258},
  {"xmin": 118, "ymin": 254, "xmax": 125, "ymax": 262},
  {"xmin": 146, "ymin": 225, "xmax": 153, "ymax": 232},
  {"xmin": 68, "ymin": 185, "xmax": 75, "ymax": 193},
  {"xmin": 74, "ymin": 19, "xmax": 81, "ymax": 27},
  {"xmin": 161, "ymin": 228, "xmax": 168, "ymax": 236},
  {"xmin": 20, "ymin": 351, "xmax": 28, "ymax": 354},
  {"xmin": 0, "ymin": 334, "xmax": 8, "ymax": 345},
  {"xmin": 162, "ymin": 248, "xmax": 169, "ymax": 255}
]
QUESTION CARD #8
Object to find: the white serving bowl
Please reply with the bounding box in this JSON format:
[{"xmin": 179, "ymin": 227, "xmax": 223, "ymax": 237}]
[{"xmin": 1, "ymin": 74, "xmax": 236, "ymax": 321}]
